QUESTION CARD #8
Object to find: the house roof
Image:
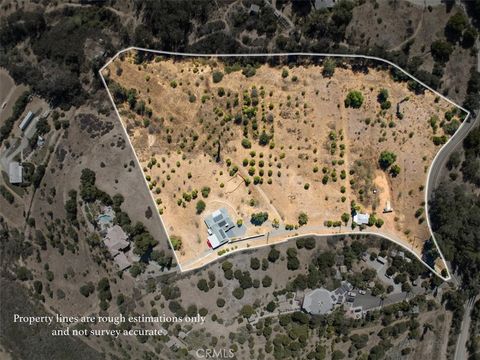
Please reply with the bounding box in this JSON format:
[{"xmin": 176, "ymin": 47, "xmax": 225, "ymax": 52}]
[
  {"xmin": 249, "ymin": 4, "xmax": 260, "ymax": 13},
  {"xmin": 8, "ymin": 162, "xmax": 23, "ymax": 184},
  {"xmin": 19, "ymin": 111, "xmax": 34, "ymax": 131},
  {"xmin": 114, "ymin": 252, "xmax": 131, "ymax": 271},
  {"xmin": 303, "ymin": 288, "xmax": 335, "ymax": 315},
  {"xmin": 353, "ymin": 213, "xmax": 370, "ymax": 225},
  {"xmin": 104, "ymin": 225, "xmax": 129, "ymax": 256},
  {"xmin": 314, "ymin": 0, "xmax": 336, "ymax": 10},
  {"xmin": 204, "ymin": 208, "xmax": 235, "ymax": 249}
]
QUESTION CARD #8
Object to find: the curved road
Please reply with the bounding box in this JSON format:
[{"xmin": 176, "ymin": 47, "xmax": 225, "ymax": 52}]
[{"xmin": 428, "ymin": 111, "xmax": 479, "ymax": 198}]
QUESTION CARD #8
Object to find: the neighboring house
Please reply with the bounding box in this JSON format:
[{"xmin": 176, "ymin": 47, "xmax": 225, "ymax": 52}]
[
  {"xmin": 302, "ymin": 288, "xmax": 336, "ymax": 315},
  {"xmin": 8, "ymin": 162, "xmax": 23, "ymax": 184},
  {"xmin": 104, "ymin": 225, "xmax": 129, "ymax": 257},
  {"xmin": 353, "ymin": 213, "xmax": 369, "ymax": 225}
]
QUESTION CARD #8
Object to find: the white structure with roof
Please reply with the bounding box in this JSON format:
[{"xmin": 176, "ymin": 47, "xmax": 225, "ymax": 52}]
[
  {"xmin": 353, "ymin": 213, "xmax": 369, "ymax": 225},
  {"xmin": 8, "ymin": 162, "xmax": 23, "ymax": 184},
  {"xmin": 314, "ymin": 0, "xmax": 336, "ymax": 10},
  {"xmin": 383, "ymin": 201, "xmax": 393, "ymax": 213},
  {"xmin": 19, "ymin": 111, "xmax": 34, "ymax": 131}
]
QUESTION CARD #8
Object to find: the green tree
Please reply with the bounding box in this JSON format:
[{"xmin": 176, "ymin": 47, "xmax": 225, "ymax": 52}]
[
  {"xmin": 344, "ymin": 90, "xmax": 364, "ymax": 108},
  {"xmin": 251, "ymin": 212, "xmax": 269, "ymax": 226},
  {"xmin": 240, "ymin": 304, "xmax": 254, "ymax": 318},
  {"xmin": 322, "ymin": 58, "xmax": 336, "ymax": 78},
  {"xmin": 212, "ymin": 70, "xmax": 224, "ymax": 83},
  {"xmin": 390, "ymin": 164, "xmax": 401, "ymax": 177},
  {"xmin": 445, "ymin": 12, "xmax": 467, "ymax": 43},
  {"xmin": 201, "ymin": 186, "xmax": 211, "ymax": 198},
  {"xmin": 341, "ymin": 212, "xmax": 350, "ymax": 225},
  {"xmin": 196, "ymin": 200, "xmax": 206, "ymax": 214},
  {"xmin": 242, "ymin": 138, "xmax": 252, "ymax": 149},
  {"xmin": 197, "ymin": 279, "xmax": 209, "ymax": 292},
  {"xmin": 170, "ymin": 235, "xmax": 182, "ymax": 250},
  {"xmin": 233, "ymin": 287, "xmax": 244, "ymax": 299},
  {"xmin": 268, "ymin": 247, "xmax": 280, "ymax": 263},
  {"xmin": 431, "ymin": 40, "xmax": 453, "ymax": 63},
  {"xmin": 298, "ymin": 212, "xmax": 308, "ymax": 226},
  {"xmin": 262, "ymin": 275, "xmax": 272, "ymax": 287},
  {"xmin": 379, "ymin": 151, "xmax": 397, "ymax": 170},
  {"xmin": 250, "ymin": 257, "xmax": 260, "ymax": 270}
]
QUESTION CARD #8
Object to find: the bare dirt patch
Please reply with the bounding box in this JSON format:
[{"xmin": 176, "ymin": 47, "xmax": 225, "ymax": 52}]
[{"xmin": 103, "ymin": 51, "xmax": 463, "ymax": 273}]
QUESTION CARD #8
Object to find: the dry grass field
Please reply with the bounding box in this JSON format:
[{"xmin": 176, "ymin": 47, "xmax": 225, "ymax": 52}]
[{"xmin": 103, "ymin": 51, "xmax": 464, "ymax": 272}]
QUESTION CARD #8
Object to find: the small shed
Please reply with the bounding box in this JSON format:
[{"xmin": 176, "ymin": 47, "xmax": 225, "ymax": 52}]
[
  {"xmin": 249, "ymin": 4, "xmax": 260, "ymax": 14},
  {"xmin": 314, "ymin": 0, "xmax": 336, "ymax": 10},
  {"xmin": 19, "ymin": 111, "xmax": 34, "ymax": 131}
]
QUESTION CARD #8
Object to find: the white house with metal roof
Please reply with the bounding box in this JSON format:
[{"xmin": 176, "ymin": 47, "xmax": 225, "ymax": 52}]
[
  {"xmin": 8, "ymin": 162, "xmax": 23, "ymax": 184},
  {"xmin": 353, "ymin": 213, "xmax": 370, "ymax": 225}
]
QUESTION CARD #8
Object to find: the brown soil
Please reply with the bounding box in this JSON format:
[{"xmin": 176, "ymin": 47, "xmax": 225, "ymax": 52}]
[{"xmin": 104, "ymin": 51, "xmax": 461, "ymax": 273}]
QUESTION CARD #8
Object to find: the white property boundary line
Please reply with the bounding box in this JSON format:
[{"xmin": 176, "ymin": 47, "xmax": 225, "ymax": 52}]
[{"xmin": 99, "ymin": 47, "xmax": 472, "ymax": 282}]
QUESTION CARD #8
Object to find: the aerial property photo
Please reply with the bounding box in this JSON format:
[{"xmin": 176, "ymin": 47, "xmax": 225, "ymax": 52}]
[
  {"xmin": 101, "ymin": 49, "xmax": 467, "ymax": 276},
  {"xmin": 1, "ymin": 0, "xmax": 480, "ymax": 359}
]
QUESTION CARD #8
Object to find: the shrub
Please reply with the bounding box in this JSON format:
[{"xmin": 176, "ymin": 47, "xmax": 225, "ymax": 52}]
[
  {"xmin": 390, "ymin": 164, "xmax": 401, "ymax": 177},
  {"xmin": 212, "ymin": 70, "xmax": 224, "ymax": 83},
  {"xmin": 170, "ymin": 235, "xmax": 182, "ymax": 250},
  {"xmin": 216, "ymin": 298, "xmax": 225, "ymax": 307},
  {"xmin": 242, "ymin": 138, "xmax": 252, "ymax": 148},
  {"xmin": 344, "ymin": 90, "xmax": 364, "ymax": 108},
  {"xmin": 0, "ymin": 185, "xmax": 14, "ymax": 204},
  {"xmin": 242, "ymin": 65, "xmax": 256, "ymax": 78},
  {"xmin": 262, "ymin": 275, "xmax": 272, "ymax": 287},
  {"xmin": 197, "ymin": 279, "xmax": 209, "ymax": 292},
  {"xmin": 298, "ymin": 212, "xmax": 308, "ymax": 226},
  {"xmin": 322, "ymin": 58, "xmax": 336, "ymax": 78},
  {"xmin": 232, "ymin": 287, "xmax": 244, "ymax": 299},
  {"xmin": 379, "ymin": 151, "xmax": 397, "ymax": 170},
  {"xmin": 196, "ymin": 200, "xmax": 206, "ymax": 214},
  {"xmin": 80, "ymin": 283, "xmax": 95, "ymax": 297},
  {"xmin": 268, "ymin": 247, "xmax": 280, "ymax": 262},
  {"xmin": 431, "ymin": 40, "xmax": 453, "ymax": 63},
  {"xmin": 201, "ymin": 186, "xmax": 211, "ymax": 198},
  {"xmin": 16, "ymin": 267, "xmax": 32, "ymax": 281},
  {"xmin": 251, "ymin": 212, "xmax": 268, "ymax": 226},
  {"xmin": 375, "ymin": 218, "xmax": 384, "ymax": 228}
]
